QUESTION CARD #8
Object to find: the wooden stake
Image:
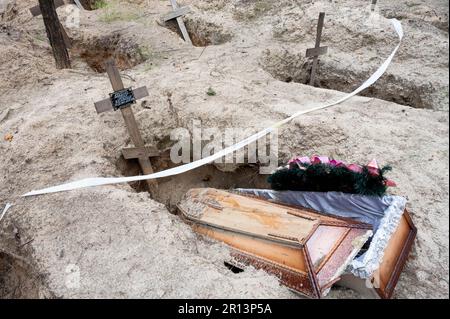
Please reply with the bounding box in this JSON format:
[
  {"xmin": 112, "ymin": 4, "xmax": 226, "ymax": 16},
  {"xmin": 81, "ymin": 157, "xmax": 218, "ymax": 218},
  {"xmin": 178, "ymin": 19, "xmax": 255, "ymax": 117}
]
[
  {"xmin": 31, "ymin": 0, "xmax": 73, "ymax": 49},
  {"xmin": 37, "ymin": 0, "xmax": 71, "ymax": 69},
  {"xmin": 30, "ymin": 0, "xmax": 65, "ymax": 16},
  {"xmin": 164, "ymin": 0, "xmax": 192, "ymax": 45},
  {"xmin": 95, "ymin": 60, "xmax": 159, "ymax": 195},
  {"xmin": 371, "ymin": 0, "xmax": 377, "ymax": 11},
  {"xmin": 306, "ymin": 12, "xmax": 327, "ymax": 86}
]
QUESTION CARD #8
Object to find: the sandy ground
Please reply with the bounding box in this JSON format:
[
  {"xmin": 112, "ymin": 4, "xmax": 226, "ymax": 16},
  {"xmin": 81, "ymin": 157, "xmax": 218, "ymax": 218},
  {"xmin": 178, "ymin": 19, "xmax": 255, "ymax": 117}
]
[{"xmin": 0, "ymin": 0, "xmax": 448, "ymax": 298}]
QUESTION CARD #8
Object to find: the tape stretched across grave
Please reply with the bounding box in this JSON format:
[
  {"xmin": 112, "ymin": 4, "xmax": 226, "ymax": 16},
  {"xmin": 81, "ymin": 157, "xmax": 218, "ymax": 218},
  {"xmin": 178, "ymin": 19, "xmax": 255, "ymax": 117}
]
[{"xmin": 177, "ymin": 188, "xmax": 416, "ymax": 299}]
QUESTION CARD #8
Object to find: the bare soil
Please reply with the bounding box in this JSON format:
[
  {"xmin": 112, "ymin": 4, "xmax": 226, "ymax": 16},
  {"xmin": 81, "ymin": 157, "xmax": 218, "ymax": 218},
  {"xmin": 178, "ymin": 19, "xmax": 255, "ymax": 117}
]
[{"xmin": 0, "ymin": 0, "xmax": 448, "ymax": 298}]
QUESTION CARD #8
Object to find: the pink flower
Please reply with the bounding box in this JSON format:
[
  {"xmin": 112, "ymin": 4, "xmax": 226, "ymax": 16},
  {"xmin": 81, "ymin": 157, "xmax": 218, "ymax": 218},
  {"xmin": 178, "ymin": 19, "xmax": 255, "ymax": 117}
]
[
  {"xmin": 288, "ymin": 156, "xmax": 310, "ymax": 169},
  {"xmin": 347, "ymin": 163, "xmax": 363, "ymax": 173},
  {"xmin": 367, "ymin": 159, "xmax": 379, "ymax": 169},
  {"xmin": 311, "ymin": 156, "xmax": 329, "ymax": 164},
  {"xmin": 385, "ymin": 179, "xmax": 397, "ymax": 187},
  {"xmin": 367, "ymin": 159, "xmax": 380, "ymax": 176},
  {"xmin": 330, "ymin": 159, "xmax": 345, "ymax": 167},
  {"xmin": 299, "ymin": 156, "xmax": 311, "ymax": 164}
]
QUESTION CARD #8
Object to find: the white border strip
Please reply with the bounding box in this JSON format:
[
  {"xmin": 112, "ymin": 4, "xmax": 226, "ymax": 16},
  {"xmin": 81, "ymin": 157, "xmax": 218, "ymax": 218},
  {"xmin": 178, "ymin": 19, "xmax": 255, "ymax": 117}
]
[{"xmin": 21, "ymin": 19, "xmax": 403, "ymax": 197}]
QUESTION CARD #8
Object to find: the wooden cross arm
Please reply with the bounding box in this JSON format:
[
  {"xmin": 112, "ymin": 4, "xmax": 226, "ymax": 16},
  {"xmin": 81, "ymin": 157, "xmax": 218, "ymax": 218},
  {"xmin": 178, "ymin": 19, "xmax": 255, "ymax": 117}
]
[
  {"xmin": 170, "ymin": 0, "xmax": 180, "ymax": 9},
  {"xmin": 163, "ymin": 6, "xmax": 190, "ymax": 22},
  {"xmin": 122, "ymin": 146, "xmax": 160, "ymax": 160},
  {"xmin": 30, "ymin": 0, "xmax": 69, "ymax": 16},
  {"xmin": 306, "ymin": 46, "xmax": 328, "ymax": 58},
  {"xmin": 94, "ymin": 86, "xmax": 149, "ymax": 114}
]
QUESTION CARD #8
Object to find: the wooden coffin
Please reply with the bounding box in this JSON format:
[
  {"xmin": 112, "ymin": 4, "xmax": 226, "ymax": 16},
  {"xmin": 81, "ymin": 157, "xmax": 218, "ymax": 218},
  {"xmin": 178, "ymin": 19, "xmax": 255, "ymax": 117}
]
[
  {"xmin": 177, "ymin": 188, "xmax": 373, "ymax": 298},
  {"xmin": 338, "ymin": 210, "xmax": 417, "ymax": 299}
]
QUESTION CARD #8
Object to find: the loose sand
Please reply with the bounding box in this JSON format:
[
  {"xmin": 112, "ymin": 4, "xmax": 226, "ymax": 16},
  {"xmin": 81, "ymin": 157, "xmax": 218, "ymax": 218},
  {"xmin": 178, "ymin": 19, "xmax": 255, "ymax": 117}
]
[{"xmin": 0, "ymin": 0, "xmax": 448, "ymax": 298}]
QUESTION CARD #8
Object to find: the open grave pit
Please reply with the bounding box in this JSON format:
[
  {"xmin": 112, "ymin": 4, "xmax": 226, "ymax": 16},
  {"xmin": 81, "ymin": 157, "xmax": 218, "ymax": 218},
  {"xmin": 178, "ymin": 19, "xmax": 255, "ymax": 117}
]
[
  {"xmin": 261, "ymin": 49, "xmax": 441, "ymax": 110},
  {"xmin": 72, "ymin": 33, "xmax": 149, "ymax": 73},
  {"xmin": 116, "ymin": 148, "xmax": 269, "ymax": 213},
  {"xmin": 163, "ymin": 14, "xmax": 233, "ymax": 47},
  {"xmin": 0, "ymin": 252, "xmax": 37, "ymax": 298}
]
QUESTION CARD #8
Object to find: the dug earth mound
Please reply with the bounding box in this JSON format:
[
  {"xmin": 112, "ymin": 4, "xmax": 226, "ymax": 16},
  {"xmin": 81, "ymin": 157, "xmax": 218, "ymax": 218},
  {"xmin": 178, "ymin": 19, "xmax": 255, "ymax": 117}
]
[{"xmin": 0, "ymin": 0, "xmax": 448, "ymax": 298}]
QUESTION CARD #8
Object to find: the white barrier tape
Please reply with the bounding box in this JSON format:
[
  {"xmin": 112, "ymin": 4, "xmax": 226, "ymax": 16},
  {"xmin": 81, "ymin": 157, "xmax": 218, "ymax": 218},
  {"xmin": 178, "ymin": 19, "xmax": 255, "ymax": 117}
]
[
  {"xmin": 19, "ymin": 19, "xmax": 402, "ymax": 198},
  {"xmin": 73, "ymin": 0, "xmax": 84, "ymax": 10},
  {"xmin": 0, "ymin": 203, "xmax": 12, "ymax": 223}
]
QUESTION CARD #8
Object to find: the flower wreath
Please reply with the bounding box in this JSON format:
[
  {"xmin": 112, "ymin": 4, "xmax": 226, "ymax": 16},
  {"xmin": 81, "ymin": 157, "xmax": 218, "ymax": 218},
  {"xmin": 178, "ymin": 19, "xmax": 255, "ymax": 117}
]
[{"xmin": 268, "ymin": 156, "xmax": 396, "ymax": 196}]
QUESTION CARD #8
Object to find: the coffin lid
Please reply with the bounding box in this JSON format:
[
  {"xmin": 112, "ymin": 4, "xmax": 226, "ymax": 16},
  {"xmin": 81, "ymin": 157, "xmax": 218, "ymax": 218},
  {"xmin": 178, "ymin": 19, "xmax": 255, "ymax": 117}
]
[{"xmin": 178, "ymin": 188, "xmax": 374, "ymax": 298}]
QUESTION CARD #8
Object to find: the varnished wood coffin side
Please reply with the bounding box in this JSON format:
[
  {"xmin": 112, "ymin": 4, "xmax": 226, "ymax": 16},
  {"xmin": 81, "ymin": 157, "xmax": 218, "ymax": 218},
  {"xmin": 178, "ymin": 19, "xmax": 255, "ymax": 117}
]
[
  {"xmin": 374, "ymin": 210, "xmax": 417, "ymax": 298},
  {"xmin": 178, "ymin": 188, "xmax": 372, "ymax": 298}
]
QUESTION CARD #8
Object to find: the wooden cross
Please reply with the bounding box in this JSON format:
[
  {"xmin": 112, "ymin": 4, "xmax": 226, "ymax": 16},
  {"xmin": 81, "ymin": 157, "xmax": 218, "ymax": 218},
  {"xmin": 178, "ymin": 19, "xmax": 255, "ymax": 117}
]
[
  {"xmin": 163, "ymin": 0, "xmax": 192, "ymax": 45},
  {"xmin": 306, "ymin": 12, "xmax": 328, "ymax": 86},
  {"xmin": 32, "ymin": 0, "xmax": 74, "ymax": 69},
  {"xmin": 94, "ymin": 59, "xmax": 159, "ymax": 195},
  {"xmin": 371, "ymin": 0, "xmax": 377, "ymax": 11},
  {"xmin": 30, "ymin": 0, "xmax": 79, "ymax": 49},
  {"xmin": 30, "ymin": 0, "xmax": 84, "ymax": 15}
]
